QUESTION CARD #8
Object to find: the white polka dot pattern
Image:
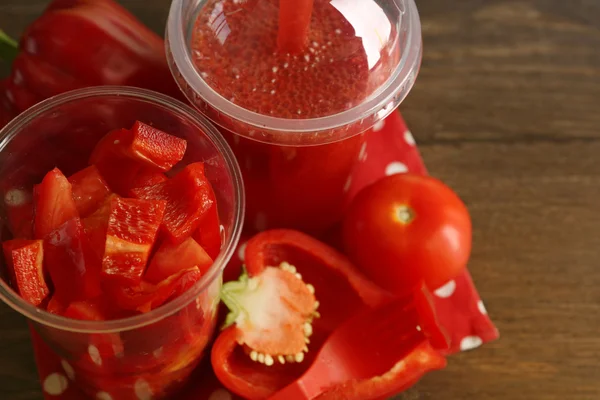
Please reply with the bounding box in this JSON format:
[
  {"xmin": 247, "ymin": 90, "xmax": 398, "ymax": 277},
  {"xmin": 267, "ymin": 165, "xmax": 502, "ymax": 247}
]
[
  {"xmin": 97, "ymin": 392, "xmax": 114, "ymax": 400},
  {"xmin": 434, "ymin": 280, "xmax": 457, "ymax": 298},
  {"xmin": 60, "ymin": 359, "xmax": 75, "ymax": 381},
  {"xmin": 135, "ymin": 379, "xmax": 153, "ymax": 400},
  {"xmin": 404, "ymin": 130, "xmax": 416, "ymax": 146},
  {"xmin": 43, "ymin": 373, "xmax": 68, "ymax": 395},
  {"xmin": 384, "ymin": 161, "xmax": 408, "ymax": 176},
  {"xmin": 372, "ymin": 120, "xmax": 385, "ymax": 132},
  {"xmin": 478, "ymin": 300, "xmax": 487, "ymax": 315},
  {"xmin": 88, "ymin": 345, "xmax": 102, "ymax": 366},
  {"xmin": 358, "ymin": 142, "xmax": 367, "ymax": 161},
  {"xmin": 460, "ymin": 336, "xmax": 483, "ymax": 351},
  {"xmin": 237, "ymin": 242, "xmax": 247, "ymax": 261}
]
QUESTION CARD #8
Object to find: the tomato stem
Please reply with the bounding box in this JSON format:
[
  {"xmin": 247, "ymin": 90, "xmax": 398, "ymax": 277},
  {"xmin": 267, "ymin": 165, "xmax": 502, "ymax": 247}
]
[{"xmin": 395, "ymin": 205, "xmax": 415, "ymax": 225}]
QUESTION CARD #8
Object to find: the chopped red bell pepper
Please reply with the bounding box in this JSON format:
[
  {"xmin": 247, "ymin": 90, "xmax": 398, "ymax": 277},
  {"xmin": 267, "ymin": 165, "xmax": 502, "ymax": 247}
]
[
  {"xmin": 101, "ymin": 197, "xmax": 166, "ymax": 284},
  {"xmin": 68, "ymin": 165, "xmax": 111, "ymax": 217},
  {"xmin": 3, "ymin": 187, "xmax": 34, "ymax": 239},
  {"xmin": 44, "ymin": 218, "xmax": 102, "ymax": 303},
  {"xmin": 0, "ymin": 0, "xmax": 183, "ymax": 114},
  {"xmin": 192, "ymin": 183, "xmax": 222, "ymax": 259},
  {"xmin": 132, "ymin": 162, "xmax": 215, "ymax": 244},
  {"xmin": 127, "ymin": 168, "xmax": 168, "ymax": 196},
  {"xmin": 144, "ymin": 237, "xmax": 212, "ymax": 284},
  {"xmin": 1, "ymin": 239, "xmax": 49, "ymax": 306},
  {"xmin": 46, "ymin": 295, "xmax": 67, "ymax": 315},
  {"xmin": 89, "ymin": 128, "xmax": 142, "ymax": 196},
  {"xmin": 127, "ymin": 121, "xmax": 187, "ymax": 171},
  {"xmin": 63, "ymin": 299, "xmax": 109, "ymax": 321},
  {"xmin": 211, "ymin": 229, "xmax": 392, "ymax": 399},
  {"xmin": 109, "ymin": 266, "xmax": 202, "ymax": 313},
  {"xmin": 33, "ymin": 168, "xmax": 79, "ymax": 239},
  {"xmin": 81, "ymin": 193, "xmax": 118, "ymax": 259}
]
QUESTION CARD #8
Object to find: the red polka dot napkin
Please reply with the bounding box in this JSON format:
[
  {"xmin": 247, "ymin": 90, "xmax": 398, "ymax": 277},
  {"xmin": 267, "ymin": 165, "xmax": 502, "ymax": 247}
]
[{"xmin": 30, "ymin": 111, "xmax": 498, "ymax": 399}]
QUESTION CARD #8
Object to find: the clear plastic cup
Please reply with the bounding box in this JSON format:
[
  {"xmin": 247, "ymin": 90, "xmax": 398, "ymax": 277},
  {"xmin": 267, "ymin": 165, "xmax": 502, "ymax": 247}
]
[
  {"xmin": 0, "ymin": 87, "xmax": 244, "ymax": 399},
  {"xmin": 166, "ymin": 0, "xmax": 422, "ymax": 233}
]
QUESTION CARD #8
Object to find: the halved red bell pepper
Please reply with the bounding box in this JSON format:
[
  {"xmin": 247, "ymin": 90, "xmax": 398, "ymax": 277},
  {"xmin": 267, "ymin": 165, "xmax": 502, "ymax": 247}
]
[
  {"xmin": 132, "ymin": 162, "xmax": 215, "ymax": 244},
  {"xmin": 45, "ymin": 218, "xmax": 102, "ymax": 304},
  {"xmin": 33, "ymin": 168, "xmax": 79, "ymax": 239},
  {"xmin": 68, "ymin": 165, "xmax": 111, "ymax": 217},
  {"xmin": 1, "ymin": 239, "xmax": 49, "ymax": 306},
  {"xmin": 0, "ymin": 0, "xmax": 183, "ymax": 114},
  {"xmin": 101, "ymin": 197, "xmax": 166, "ymax": 284},
  {"xmin": 211, "ymin": 229, "xmax": 392, "ymax": 399},
  {"xmin": 144, "ymin": 237, "xmax": 212, "ymax": 284}
]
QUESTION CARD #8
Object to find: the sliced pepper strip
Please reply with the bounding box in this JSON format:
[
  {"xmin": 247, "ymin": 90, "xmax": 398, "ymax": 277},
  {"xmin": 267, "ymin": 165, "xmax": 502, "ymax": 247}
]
[
  {"xmin": 211, "ymin": 229, "xmax": 392, "ymax": 399},
  {"xmin": 313, "ymin": 341, "xmax": 446, "ymax": 400}
]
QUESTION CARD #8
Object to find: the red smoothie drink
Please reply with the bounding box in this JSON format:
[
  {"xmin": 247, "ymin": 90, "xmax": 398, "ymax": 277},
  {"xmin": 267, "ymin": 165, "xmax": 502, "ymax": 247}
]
[{"xmin": 167, "ymin": 0, "xmax": 423, "ymax": 233}]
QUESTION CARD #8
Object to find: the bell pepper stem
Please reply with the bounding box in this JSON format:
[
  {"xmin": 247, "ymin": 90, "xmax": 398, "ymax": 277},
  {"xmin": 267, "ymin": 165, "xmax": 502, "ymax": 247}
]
[{"xmin": 0, "ymin": 30, "xmax": 18, "ymax": 65}]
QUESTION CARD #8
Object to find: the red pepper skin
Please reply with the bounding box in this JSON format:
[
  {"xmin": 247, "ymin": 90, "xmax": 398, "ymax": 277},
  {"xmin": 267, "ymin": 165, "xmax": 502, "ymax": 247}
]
[
  {"xmin": 211, "ymin": 229, "xmax": 392, "ymax": 399},
  {"xmin": 33, "ymin": 168, "xmax": 79, "ymax": 240},
  {"xmin": 3, "ymin": 0, "xmax": 182, "ymax": 113},
  {"xmin": 68, "ymin": 165, "xmax": 112, "ymax": 218},
  {"xmin": 314, "ymin": 342, "xmax": 446, "ymax": 400},
  {"xmin": 132, "ymin": 162, "xmax": 215, "ymax": 244},
  {"xmin": 128, "ymin": 121, "xmax": 187, "ymax": 172},
  {"xmin": 45, "ymin": 218, "xmax": 102, "ymax": 304},
  {"xmin": 2, "ymin": 239, "xmax": 49, "ymax": 306},
  {"xmin": 102, "ymin": 197, "xmax": 166, "ymax": 284}
]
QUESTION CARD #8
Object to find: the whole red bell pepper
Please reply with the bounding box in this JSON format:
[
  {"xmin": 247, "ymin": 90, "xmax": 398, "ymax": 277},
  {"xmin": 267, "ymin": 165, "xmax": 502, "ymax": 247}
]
[
  {"xmin": 0, "ymin": 0, "xmax": 182, "ymax": 115},
  {"xmin": 211, "ymin": 230, "xmax": 446, "ymax": 400}
]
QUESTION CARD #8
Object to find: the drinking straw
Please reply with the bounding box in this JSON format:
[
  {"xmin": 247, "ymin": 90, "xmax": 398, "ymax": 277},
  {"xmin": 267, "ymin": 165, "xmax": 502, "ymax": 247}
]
[{"xmin": 277, "ymin": 0, "xmax": 314, "ymax": 54}]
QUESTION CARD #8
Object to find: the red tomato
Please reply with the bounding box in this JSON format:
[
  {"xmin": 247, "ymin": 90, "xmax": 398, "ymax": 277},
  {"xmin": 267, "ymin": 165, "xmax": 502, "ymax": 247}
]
[{"xmin": 342, "ymin": 174, "xmax": 472, "ymax": 294}]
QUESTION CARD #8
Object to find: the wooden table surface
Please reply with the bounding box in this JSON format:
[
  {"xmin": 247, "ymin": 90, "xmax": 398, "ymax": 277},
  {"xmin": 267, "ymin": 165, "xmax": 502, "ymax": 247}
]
[{"xmin": 1, "ymin": 0, "xmax": 599, "ymax": 399}]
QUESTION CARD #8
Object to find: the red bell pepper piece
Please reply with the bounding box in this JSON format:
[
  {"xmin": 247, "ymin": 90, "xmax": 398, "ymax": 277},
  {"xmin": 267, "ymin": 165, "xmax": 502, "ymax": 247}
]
[
  {"xmin": 33, "ymin": 168, "xmax": 79, "ymax": 239},
  {"xmin": 0, "ymin": 0, "xmax": 182, "ymax": 114},
  {"xmin": 211, "ymin": 229, "xmax": 392, "ymax": 399},
  {"xmin": 1, "ymin": 239, "xmax": 49, "ymax": 306},
  {"xmin": 109, "ymin": 266, "xmax": 202, "ymax": 313},
  {"xmin": 192, "ymin": 184, "xmax": 222, "ymax": 259},
  {"xmin": 132, "ymin": 162, "xmax": 215, "ymax": 244},
  {"xmin": 102, "ymin": 197, "xmax": 166, "ymax": 284},
  {"xmin": 127, "ymin": 168, "xmax": 168, "ymax": 196},
  {"xmin": 44, "ymin": 218, "xmax": 102, "ymax": 303},
  {"xmin": 144, "ymin": 237, "xmax": 212, "ymax": 284},
  {"xmin": 3, "ymin": 187, "xmax": 34, "ymax": 239},
  {"xmin": 68, "ymin": 165, "xmax": 111, "ymax": 217},
  {"xmin": 127, "ymin": 121, "xmax": 187, "ymax": 172},
  {"xmin": 89, "ymin": 128, "xmax": 142, "ymax": 196},
  {"xmin": 313, "ymin": 341, "xmax": 446, "ymax": 400},
  {"xmin": 81, "ymin": 193, "xmax": 118, "ymax": 259}
]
